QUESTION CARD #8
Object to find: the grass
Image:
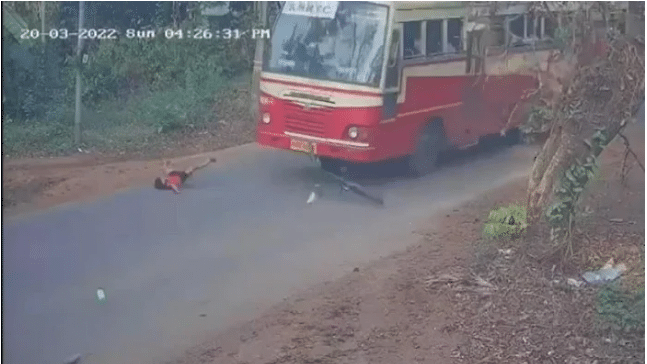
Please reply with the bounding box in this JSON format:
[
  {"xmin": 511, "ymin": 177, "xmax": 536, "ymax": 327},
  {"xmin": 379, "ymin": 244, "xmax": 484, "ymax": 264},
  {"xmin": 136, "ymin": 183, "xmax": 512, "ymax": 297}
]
[
  {"xmin": 3, "ymin": 115, "xmax": 75, "ymax": 157},
  {"xmin": 3, "ymin": 72, "xmax": 251, "ymax": 158},
  {"xmin": 482, "ymin": 203, "xmax": 529, "ymax": 241},
  {"xmin": 596, "ymin": 283, "xmax": 645, "ymax": 331}
]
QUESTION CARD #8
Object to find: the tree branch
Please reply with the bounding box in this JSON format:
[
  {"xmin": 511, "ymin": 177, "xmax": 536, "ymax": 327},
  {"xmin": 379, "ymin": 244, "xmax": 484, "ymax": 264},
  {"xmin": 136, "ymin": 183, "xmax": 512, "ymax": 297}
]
[{"xmin": 617, "ymin": 132, "xmax": 645, "ymax": 172}]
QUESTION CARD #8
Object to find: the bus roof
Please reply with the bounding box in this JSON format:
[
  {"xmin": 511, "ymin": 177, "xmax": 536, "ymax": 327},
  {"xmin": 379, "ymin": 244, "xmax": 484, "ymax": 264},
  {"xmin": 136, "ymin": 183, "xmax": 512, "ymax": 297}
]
[
  {"xmin": 362, "ymin": 1, "xmax": 627, "ymax": 22},
  {"xmin": 391, "ymin": 2, "xmax": 465, "ymax": 11},
  {"xmin": 364, "ymin": 1, "xmax": 464, "ymax": 10},
  {"xmin": 386, "ymin": 1, "xmax": 467, "ymax": 22}
]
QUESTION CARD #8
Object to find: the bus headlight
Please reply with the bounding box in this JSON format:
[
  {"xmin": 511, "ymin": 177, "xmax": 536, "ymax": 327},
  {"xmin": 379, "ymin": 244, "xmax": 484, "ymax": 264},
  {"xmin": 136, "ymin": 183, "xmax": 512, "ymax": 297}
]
[
  {"xmin": 262, "ymin": 113, "xmax": 271, "ymax": 124},
  {"xmin": 348, "ymin": 126, "xmax": 359, "ymax": 139}
]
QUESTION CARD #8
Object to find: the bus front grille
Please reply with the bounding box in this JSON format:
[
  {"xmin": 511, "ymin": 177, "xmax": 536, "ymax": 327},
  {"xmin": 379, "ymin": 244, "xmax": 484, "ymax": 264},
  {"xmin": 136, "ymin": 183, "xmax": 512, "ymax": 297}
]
[{"xmin": 284, "ymin": 103, "xmax": 331, "ymax": 137}]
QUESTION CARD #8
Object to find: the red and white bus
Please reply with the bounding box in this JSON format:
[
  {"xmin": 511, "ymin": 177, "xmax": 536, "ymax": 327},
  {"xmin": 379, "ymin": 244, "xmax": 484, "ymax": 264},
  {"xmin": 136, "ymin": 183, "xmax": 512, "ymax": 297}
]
[{"xmin": 256, "ymin": 1, "xmax": 563, "ymax": 175}]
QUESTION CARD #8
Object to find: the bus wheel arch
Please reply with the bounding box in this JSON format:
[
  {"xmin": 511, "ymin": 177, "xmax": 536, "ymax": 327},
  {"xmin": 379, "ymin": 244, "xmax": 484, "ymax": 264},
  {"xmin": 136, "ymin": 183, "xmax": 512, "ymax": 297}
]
[{"xmin": 407, "ymin": 118, "xmax": 447, "ymax": 177}]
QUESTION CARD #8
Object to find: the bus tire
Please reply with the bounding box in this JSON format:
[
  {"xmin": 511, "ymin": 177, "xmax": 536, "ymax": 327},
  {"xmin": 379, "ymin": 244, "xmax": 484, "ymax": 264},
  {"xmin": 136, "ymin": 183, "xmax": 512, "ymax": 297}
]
[
  {"xmin": 505, "ymin": 128, "xmax": 523, "ymax": 145},
  {"xmin": 407, "ymin": 121, "xmax": 444, "ymax": 177}
]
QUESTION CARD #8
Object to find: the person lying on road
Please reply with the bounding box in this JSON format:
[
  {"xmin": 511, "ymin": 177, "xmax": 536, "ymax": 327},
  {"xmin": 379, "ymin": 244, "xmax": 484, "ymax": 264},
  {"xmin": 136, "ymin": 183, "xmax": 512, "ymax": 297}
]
[{"xmin": 154, "ymin": 158, "xmax": 216, "ymax": 193}]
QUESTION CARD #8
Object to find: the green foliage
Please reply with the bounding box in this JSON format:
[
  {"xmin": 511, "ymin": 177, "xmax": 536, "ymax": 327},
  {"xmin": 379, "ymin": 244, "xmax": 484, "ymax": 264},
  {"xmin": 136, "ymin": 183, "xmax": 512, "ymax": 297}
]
[
  {"xmin": 2, "ymin": 2, "xmax": 69, "ymax": 121},
  {"xmin": 3, "ymin": 71, "xmax": 253, "ymax": 157},
  {"xmin": 597, "ymin": 284, "xmax": 645, "ymax": 331},
  {"xmin": 6, "ymin": 1, "xmax": 257, "ymax": 110},
  {"xmin": 546, "ymin": 128, "xmax": 612, "ymax": 247},
  {"xmin": 2, "ymin": 35, "xmax": 67, "ymax": 121},
  {"xmin": 3, "ymin": 117, "xmax": 74, "ymax": 156},
  {"xmin": 131, "ymin": 70, "xmax": 226, "ymax": 133},
  {"xmin": 3, "ymin": 2, "xmax": 61, "ymax": 33},
  {"xmin": 553, "ymin": 27, "xmax": 573, "ymax": 53},
  {"xmin": 583, "ymin": 129, "xmax": 612, "ymax": 157},
  {"xmin": 73, "ymin": 3, "xmax": 257, "ymax": 107},
  {"xmin": 482, "ymin": 204, "xmax": 528, "ymax": 240},
  {"xmin": 522, "ymin": 105, "xmax": 554, "ymax": 135},
  {"xmin": 546, "ymin": 158, "xmax": 598, "ymax": 225},
  {"xmin": 67, "ymin": 4, "xmax": 259, "ymax": 133},
  {"xmin": 4, "ymin": 1, "xmax": 259, "ymax": 156},
  {"xmin": 76, "ymin": 34, "xmax": 233, "ymax": 105}
]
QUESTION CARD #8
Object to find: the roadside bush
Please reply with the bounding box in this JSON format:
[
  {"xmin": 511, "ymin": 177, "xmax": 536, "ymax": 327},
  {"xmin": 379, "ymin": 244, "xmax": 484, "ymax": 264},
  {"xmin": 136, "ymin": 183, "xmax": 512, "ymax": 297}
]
[
  {"xmin": 597, "ymin": 284, "xmax": 645, "ymax": 331},
  {"xmin": 130, "ymin": 69, "xmax": 226, "ymax": 133},
  {"xmin": 522, "ymin": 105, "xmax": 553, "ymax": 136},
  {"xmin": 3, "ymin": 1, "xmax": 260, "ymax": 156},
  {"xmin": 2, "ymin": 37, "xmax": 67, "ymax": 121},
  {"xmin": 3, "ymin": 117, "xmax": 74, "ymax": 156},
  {"xmin": 77, "ymin": 35, "xmax": 233, "ymax": 104},
  {"xmin": 482, "ymin": 204, "xmax": 528, "ymax": 240}
]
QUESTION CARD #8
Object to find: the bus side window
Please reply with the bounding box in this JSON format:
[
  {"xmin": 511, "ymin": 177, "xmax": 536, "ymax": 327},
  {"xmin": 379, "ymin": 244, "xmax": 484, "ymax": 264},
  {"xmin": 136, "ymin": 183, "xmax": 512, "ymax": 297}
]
[
  {"xmin": 403, "ymin": 21, "xmax": 423, "ymax": 59},
  {"xmin": 447, "ymin": 18, "xmax": 463, "ymax": 53},
  {"xmin": 426, "ymin": 20, "xmax": 442, "ymax": 55}
]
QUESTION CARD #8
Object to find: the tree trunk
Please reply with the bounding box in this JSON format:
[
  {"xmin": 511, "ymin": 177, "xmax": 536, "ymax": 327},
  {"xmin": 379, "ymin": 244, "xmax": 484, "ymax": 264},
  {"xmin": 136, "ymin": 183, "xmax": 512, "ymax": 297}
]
[
  {"xmin": 74, "ymin": 1, "xmax": 85, "ymax": 147},
  {"xmin": 250, "ymin": 1, "xmax": 268, "ymax": 122},
  {"xmin": 524, "ymin": 0, "xmax": 644, "ymax": 226},
  {"xmin": 528, "ymin": 125, "xmax": 562, "ymax": 193},
  {"xmin": 527, "ymin": 122, "xmax": 579, "ymax": 224}
]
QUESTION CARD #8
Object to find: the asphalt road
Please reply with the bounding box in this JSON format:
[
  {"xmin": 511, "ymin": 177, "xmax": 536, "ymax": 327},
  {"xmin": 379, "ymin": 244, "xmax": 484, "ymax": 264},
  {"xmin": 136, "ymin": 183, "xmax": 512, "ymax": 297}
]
[{"xmin": 3, "ymin": 141, "xmax": 538, "ymax": 364}]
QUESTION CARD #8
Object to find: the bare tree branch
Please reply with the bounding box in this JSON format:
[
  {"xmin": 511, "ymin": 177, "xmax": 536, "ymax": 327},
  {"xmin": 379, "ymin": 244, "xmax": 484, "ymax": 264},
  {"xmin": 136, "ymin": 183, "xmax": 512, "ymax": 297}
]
[{"xmin": 617, "ymin": 132, "xmax": 645, "ymax": 172}]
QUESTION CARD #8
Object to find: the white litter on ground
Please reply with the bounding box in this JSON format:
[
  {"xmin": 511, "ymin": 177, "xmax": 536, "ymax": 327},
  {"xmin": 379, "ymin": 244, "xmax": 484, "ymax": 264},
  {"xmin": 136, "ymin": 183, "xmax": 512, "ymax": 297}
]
[
  {"xmin": 96, "ymin": 288, "xmax": 106, "ymax": 303},
  {"xmin": 582, "ymin": 258, "xmax": 628, "ymax": 285},
  {"xmin": 306, "ymin": 191, "xmax": 317, "ymax": 204}
]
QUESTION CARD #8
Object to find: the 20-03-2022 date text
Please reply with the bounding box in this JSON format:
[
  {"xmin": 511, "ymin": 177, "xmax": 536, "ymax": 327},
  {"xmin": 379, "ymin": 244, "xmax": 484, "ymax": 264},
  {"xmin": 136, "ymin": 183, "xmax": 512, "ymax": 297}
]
[{"xmin": 21, "ymin": 28, "xmax": 271, "ymax": 40}]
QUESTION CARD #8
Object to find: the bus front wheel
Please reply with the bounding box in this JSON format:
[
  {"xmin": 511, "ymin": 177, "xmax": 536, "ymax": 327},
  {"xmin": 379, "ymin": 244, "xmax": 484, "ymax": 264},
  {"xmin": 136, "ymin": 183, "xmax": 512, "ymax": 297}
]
[
  {"xmin": 407, "ymin": 122, "xmax": 444, "ymax": 177},
  {"xmin": 504, "ymin": 128, "xmax": 523, "ymax": 145}
]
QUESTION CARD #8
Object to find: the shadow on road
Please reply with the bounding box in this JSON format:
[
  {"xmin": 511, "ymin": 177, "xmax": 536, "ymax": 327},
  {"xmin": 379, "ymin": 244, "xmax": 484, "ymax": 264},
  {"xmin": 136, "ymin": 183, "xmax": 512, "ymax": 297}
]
[
  {"xmin": 269, "ymin": 133, "xmax": 528, "ymax": 207},
  {"xmin": 335, "ymin": 134, "xmax": 522, "ymax": 186}
]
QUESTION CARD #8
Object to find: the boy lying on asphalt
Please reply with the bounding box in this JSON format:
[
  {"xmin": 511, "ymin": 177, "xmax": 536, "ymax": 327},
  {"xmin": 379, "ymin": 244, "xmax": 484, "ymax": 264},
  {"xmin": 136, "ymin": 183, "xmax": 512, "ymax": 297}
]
[{"xmin": 154, "ymin": 158, "xmax": 216, "ymax": 193}]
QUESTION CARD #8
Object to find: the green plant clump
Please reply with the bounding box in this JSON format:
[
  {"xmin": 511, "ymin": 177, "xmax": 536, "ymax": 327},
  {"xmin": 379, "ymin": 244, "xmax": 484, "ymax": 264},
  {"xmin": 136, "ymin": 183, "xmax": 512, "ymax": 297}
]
[
  {"xmin": 522, "ymin": 105, "xmax": 554, "ymax": 135},
  {"xmin": 482, "ymin": 204, "xmax": 528, "ymax": 240},
  {"xmin": 597, "ymin": 284, "xmax": 645, "ymax": 331}
]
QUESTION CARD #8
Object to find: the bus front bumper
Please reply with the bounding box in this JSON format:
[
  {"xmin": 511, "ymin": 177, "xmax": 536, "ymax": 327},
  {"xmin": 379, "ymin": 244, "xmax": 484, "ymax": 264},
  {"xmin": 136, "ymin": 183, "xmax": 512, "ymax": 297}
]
[{"xmin": 257, "ymin": 131, "xmax": 377, "ymax": 163}]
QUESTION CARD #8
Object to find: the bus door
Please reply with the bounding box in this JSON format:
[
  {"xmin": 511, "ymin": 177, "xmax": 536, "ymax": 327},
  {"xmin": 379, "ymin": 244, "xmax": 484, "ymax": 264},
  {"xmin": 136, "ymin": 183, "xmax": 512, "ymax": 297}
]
[
  {"xmin": 470, "ymin": 22, "xmax": 525, "ymax": 136},
  {"xmin": 378, "ymin": 24, "xmax": 403, "ymax": 156},
  {"xmin": 462, "ymin": 24, "xmax": 491, "ymax": 143},
  {"xmin": 465, "ymin": 24, "xmax": 486, "ymax": 75},
  {"xmin": 383, "ymin": 25, "xmax": 402, "ymax": 121}
]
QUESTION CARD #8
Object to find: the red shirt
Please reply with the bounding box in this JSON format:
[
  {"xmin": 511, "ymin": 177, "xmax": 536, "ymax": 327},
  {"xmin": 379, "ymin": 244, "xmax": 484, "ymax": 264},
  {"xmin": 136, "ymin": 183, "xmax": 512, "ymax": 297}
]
[
  {"xmin": 164, "ymin": 171, "xmax": 188, "ymax": 193},
  {"xmin": 166, "ymin": 174, "xmax": 182, "ymax": 192}
]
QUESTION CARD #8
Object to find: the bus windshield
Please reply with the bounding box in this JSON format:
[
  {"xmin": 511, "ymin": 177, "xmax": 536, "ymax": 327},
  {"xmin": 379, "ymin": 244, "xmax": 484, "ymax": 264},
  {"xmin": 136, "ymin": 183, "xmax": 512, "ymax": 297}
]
[{"xmin": 264, "ymin": 2, "xmax": 389, "ymax": 87}]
